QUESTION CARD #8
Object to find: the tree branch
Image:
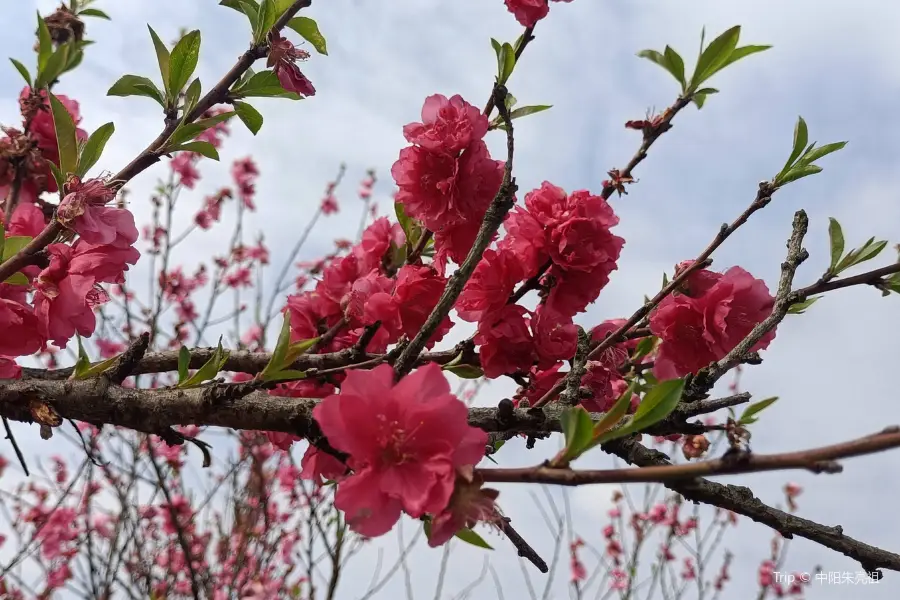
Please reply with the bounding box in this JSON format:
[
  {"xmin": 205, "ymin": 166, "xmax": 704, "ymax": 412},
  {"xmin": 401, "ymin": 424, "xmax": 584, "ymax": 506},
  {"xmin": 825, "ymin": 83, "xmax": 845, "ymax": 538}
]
[
  {"xmin": 477, "ymin": 426, "xmax": 900, "ymax": 485},
  {"xmin": 603, "ymin": 436, "xmax": 900, "ymax": 575}
]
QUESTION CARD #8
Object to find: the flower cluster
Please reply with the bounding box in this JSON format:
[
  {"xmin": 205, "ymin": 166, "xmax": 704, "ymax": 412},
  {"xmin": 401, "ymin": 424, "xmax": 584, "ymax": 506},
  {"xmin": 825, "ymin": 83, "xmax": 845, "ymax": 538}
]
[
  {"xmin": 458, "ymin": 182, "xmax": 624, "ymax": 382},
  {"xmin": 0, "ymin": 88, "xmax": 140, "ymax": 373},
  {"xmin": 284, "ymin": 215, "xmax": 451, "ymax": 357},
  {"xmin": 649, "ymin": 261, "xmax": 777, "ymax": 378},
  {"xmin": 392, "ymin": 94, "xmax": 504, "ymax": 274}
]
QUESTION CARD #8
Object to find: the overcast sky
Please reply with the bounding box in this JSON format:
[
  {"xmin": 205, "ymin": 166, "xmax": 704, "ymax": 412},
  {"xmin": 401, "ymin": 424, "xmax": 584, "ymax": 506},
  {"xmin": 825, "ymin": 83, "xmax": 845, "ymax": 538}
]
[{"xmin": 2, "ymin": 0, "xmax": 900, "ymax": 598}]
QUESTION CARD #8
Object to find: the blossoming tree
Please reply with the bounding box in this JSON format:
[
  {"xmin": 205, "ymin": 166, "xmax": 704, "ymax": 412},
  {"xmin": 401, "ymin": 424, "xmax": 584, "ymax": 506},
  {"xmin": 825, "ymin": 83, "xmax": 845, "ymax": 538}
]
[{"xmin": 0, "ymin": 0, "xmax": 899, "ymax": 597}]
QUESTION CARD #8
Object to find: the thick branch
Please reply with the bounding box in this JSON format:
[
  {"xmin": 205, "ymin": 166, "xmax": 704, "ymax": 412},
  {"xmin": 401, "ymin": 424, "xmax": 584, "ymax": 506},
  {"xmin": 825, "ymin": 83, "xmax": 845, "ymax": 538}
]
[{"xmin": 0, "ymin": 379, "xmax": 727, "ymax": 439}]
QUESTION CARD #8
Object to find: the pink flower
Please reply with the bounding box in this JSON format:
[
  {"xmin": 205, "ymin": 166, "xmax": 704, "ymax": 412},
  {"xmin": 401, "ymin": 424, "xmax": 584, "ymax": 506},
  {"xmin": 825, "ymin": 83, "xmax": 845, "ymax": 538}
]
[
  {"xmin": 95, "ymin": 338, "xmax": 125, "ymax": 358},
  {"xmin": 433, "ymin": 218, "xmax": 497, "ymax": 276},
  {"xmin": 0, "ymin": 357, "xmax": 21, "ymax": 379},
  {"xmin": 4, "ymin": 201, "xmax": 45, "ymax": 237},
  {"xmin": 500, "ymin": 206, "xmax": 547, "ymax": 277},
  {"xmin": 474, "ymin": 305, "xmax": 535, "ymax": 378},
  {"xmin": 504, "ymin": 0, "xmax": 550, "ymax": 27},
  {"xmin": 402, "ymin": 94, "xmax": 489, "ymax": 154},
  {"xmin": 231, "ymin": 157, "xmax": 259, "ymax": 210},
  {"xmin": 519, "ymin": 363, "xmax": 563, "ymax": 405},
  {"xmin": 544, "ymin": 267, "xmax": 611, "ymax": 317},
  {"xmin": 356, "ymin": 217, "xmax": 405, "ymax": 273},
  {"xmin": 264, "ymin": 431, "xmax": 302, "ymax": 451},
  {"xmin": 267, "ymin": 33, "xmax": 316, "ymax": 97},
  {"xmin": 392, "ymin": 265, "xmax": 452, "ymax": 346},
  {"xmin": 524, "ymin": 181, "xmax": 569, "ymax": 228},
  {"xmin": 57, "ymin": 176, "xmax": 138, "ymax": 248},
  {"xmin": 427, "ymin": 468, "xmax": 499, "ymax": 547},
  {"xmin": 650, "ymin": 266, "xmax": 776, "ymax": 379},
  {"xmin": 300, "ymin": 446, "xmax": 347, "ymax": 484},
  {"xmin": 32, "ymin": 241, "xmax": 139, "ymax": 347},
  {"xmin": 22, "ymin": 87, "xmax": 87, "ymax": 191},
  {"xmin": 392, "ymin": 140, "xmax": 503, "ymax": 232},
  {"xmin": 682, "ymin": 435, "xmax": 710, "ymax": 460},
  {"xmin": 456, "ymin": 248, "xmax": 524, "ymax": 323},
  {"xmin": 0, "ymin": 286, "xmax": 42, "ymax": 357},
  {"xmin": 344, "ymin": 270, "xmax": 397, "ymax": 331},
  {"xmin": 170, "ymin": 152, "xmax": 200, "ymax": 188},
  {"xmin": 313, "ymin": 363, "xmax": 487, "ymax": 537},
  {"xmin": 531, "ymin": 307, "xmax": 577, "ymax": 368},
  {"xmin": 547, "ymin": 190, "xmax": 624, "ymax": 273},
  {"xmin": 321, "ymin": 194, "xmax": 339, "ymax": 214}
]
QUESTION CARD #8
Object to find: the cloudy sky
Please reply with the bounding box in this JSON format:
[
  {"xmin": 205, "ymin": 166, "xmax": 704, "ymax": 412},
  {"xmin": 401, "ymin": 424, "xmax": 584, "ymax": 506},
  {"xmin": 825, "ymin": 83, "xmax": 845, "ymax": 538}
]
[{"xmin": 2, "ymin": 0, "xmax": 900, "ymax": 598}]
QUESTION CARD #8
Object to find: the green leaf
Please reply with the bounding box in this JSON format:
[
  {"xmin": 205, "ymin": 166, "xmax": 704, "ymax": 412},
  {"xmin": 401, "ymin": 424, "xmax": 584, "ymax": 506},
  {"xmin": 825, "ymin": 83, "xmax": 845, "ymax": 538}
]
[
  {"xmin": 9, "ymin": 59, "xmax": 31, "ymax": 86},
  {"xmin": 663, "ymin": 46, "xmax": 686, "ymax": 89},
  {"xmin": 261, "ymin": 315, "xmax": 293, "ymax": 379},
  {"xmin": 781, "ymin": 116, "xmax": 808, "ymax": 175},
  {"xmin": 47, "ymin": 162, "xmax": 65, "ymax": 194},
  {"xmin": 490, "ymin": 38, "xmax": 502, "ymax": 63},
  {"xmin": 234, "ymin": 101, "xmax": 263, "ymax": 135},
  {"xmin": 48, "ymin": 92, "xmax": 79, "ymax": 178},
  {"xmin": 253, "ymin": 0, "xmax": 276, "ymax": 43},
  {"xmin": 76, "ymin": 122, "xmax": 115, "ymax": 178},
  {"xmin": 261, "ymin": 369, "xmax": 307, "ymax": 382},
  {"xmin": 777, "ymin": 164, "xmax": 822, "ymax": 185},
  {"xmin": 287, "ymin": 17, "xmax": 328, "ymax": 55},
  {"xmin": 691, "ymin": 87, "xmax": 718, "ymax": 109},
  {"xmin": 560, "ymin": 406, "xmax": 595, "ymax": 462},
  {"xmin": 178, "ymin": 346, "xmax": 190, "ymax": 383},
  {"xmin": 73, "ymin": 336, "xmax": 91, "ymax": 378},
  {"xmin": 147, "ymin": 26, "xmax": 171, "ymax": 99},
  {"xmin": 169, "ymin": 140, "xmax": 219, "ymax": 160},
  {"xmin": 716, "ymin": 44, "xmax": 771, "ymax": 72},
  {"xmin": 508, "ymin": 105, "xmax": 552, "ymax": 120},
  {"xmin": 220, "ymin": 0, "xmax": 260, "ymax": 28},
  {"xmin": 38, "ymin": 43, "xmax": 73, "ymax": 88},
  {"xmin": 37, "ymin": 14, "xmax": 53, "ymax": 73},
  {"xmin": 79, "ymin": 8, "xmax": 111, "ymax": 19},
  {"xmin": 796, "ymin": 141, "xmax": 847, "ymax": 168},
  {"xmin": 230, "ymin": 70, "xmax": 301, "ymax": 99},
  {"xmin": 838, "ymin": 239, "xmax": 888, "ymax": 273},
  {"xmin": 629, "ymin": 378, "xmax": 685, "ymax": 431},
  {"xmin": 590, "ymin": 380, "xmax": 637, "ymax": 441},
  {"xmin": 632, "ymin": 337, "xmax": 657, "ymax": 362},
  {"xmin": 691, "ymin": 25, "xmax": 741, "ymax": 87},
  {"xmin": 283, "ymin": 337, "xmax": 320, "ymax": 366},
  {"xmin": 74, "ymin": 355, "xmax": 120, "ymax": 379},
  {"xmin": 443, "ymin": 364, "xmax": 484, "ymax": 379},
  {"xmin": 787, "ymin": 295, "xmax": 821, "ymax": 315},
  {"xmin": 1, "ymin": 236, "xmax": 32, "ymax": 261},
  {"xmin": 739, "ymin": 396, "xmax": 778, "ymax": 425},
  {"xmin": 167, "ymin": 111, "xmax": 235, "ymax": 147},
  {"xmin": 3, "ymin": 272, "xmax": 30, "ymax": 286},
  {"xmin": 182, "ymin": 78, "xmax": 202, "ymax": 118},
  {"xmin": 107, "ymin": 74, "xmax": 166, "ymax": 107},
  {"xmin": 394, "ymin": 201, "xmax": 422, "ymax": 248},
  {"xmin": 827, "ymin": 217, "xmax": 844, "ymax": 272},
  {"xmin": 455, "ymin": 528, "xmax": 493, "ymax": 550},
  {"xmin": 636, "ymin": 49, "xmax": 667, "ymax": 69},
  {"xmin": 498, "ymin": 42, "xmax": 516, "ymax": 84},
  {"xmin": 168, "ymin": 30, "xmax": 201, "ymax": 99},
  {"xmin": 179, "ymin": 337, "xmax": 229, "ymax": 388}
]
